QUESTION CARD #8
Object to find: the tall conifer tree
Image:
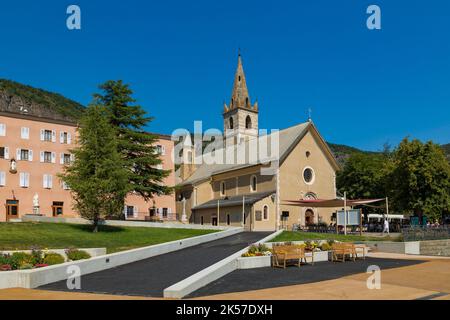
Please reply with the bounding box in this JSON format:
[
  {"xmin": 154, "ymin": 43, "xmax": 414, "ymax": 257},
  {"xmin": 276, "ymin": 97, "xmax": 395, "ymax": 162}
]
[
  {"xmin": 94, "ymin": 80, "xmax": 171, "ymax": 201},
  {"xmin": 60, "ymin": 105, "xmax": 128, "ymax": 232}
]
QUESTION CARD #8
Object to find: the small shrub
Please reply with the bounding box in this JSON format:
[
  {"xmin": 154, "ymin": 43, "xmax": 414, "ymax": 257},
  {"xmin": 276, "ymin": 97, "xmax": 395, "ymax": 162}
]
[
  {"xmin": 65, "ymin": 249, "xmax": 91, "ymax": 261},
  {"xmin": 327, "ymin": 239, "xmax": 336, "ymax": 246},
  {"xmin": 247, "ymin": 245, "xmax": 259, "ymax": 255},
  {"xmin": 19, "ymin": 263, "xmax": 34, "ymax": 270},
  {"xmin": 43, "ymin": 253, "xmax": 65, "ymax": 266},
  {"xmin": 30, "ymin": 248, "xmax": 43, "ymax": 265},
  {"xmin": 0, "ymin": 254, "xmax": 11, "ymax": 266},
  {"xmin": 9, "ymin": 252, "xmax": 33, "ymax": 270},
  {"xmin": 321, "ymin": 243, "xmax": 332, "ymax": 251},
  {"xmin": 257, "ymin": 243, "xmax": 269, "ymax": 252}
]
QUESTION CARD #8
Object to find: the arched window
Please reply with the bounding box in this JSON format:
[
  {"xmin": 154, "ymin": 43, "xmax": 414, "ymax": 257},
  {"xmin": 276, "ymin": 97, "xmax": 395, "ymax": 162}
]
[
  {"xmin": 229, "ymin": 117, "xmax": 234, "ymax": 129},
  {"xmin": 245, "ymin": 115, "xmax": 252, "ymax": 129},
  {"xmin": 263, "ymin": 205, "xmax": 269, "ymax": 220},
  {"xmin": 220, "ymin": 181, "xmax": 226, "ymax": 196},
  {"xmin": 250, "ymin": 175, "xmax": 257, "ymax": 192}
]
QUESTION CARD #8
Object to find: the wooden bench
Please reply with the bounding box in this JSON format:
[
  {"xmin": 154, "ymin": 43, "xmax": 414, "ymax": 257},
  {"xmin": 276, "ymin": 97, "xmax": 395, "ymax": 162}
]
[
  {"xmin": 272, "ymin": 245, "xmax": 313, "ymax": 268},
  {"xmin": 331, "ymin": 243, "xmax": 356, "ymax": 262}
]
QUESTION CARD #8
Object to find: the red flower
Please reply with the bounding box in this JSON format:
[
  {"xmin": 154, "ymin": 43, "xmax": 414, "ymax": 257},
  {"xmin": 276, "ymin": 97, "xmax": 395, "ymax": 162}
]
[
  {"xmin": 0, "ymin": 264, "xmax": 12, "ymax": 271},
  {"xmin": 34, "ymin": 264, "xmax": 49, "ymax": 268}
]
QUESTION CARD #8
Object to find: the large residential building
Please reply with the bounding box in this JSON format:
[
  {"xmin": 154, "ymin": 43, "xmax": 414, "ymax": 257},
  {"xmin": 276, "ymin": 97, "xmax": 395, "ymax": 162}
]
[
  {"xmin": 175, "ymin": 55, "xmax": 340, "ymax": 231},
  {"xmin": 0, "ymin": 102, "xmax": 175, "ymax": 222}
]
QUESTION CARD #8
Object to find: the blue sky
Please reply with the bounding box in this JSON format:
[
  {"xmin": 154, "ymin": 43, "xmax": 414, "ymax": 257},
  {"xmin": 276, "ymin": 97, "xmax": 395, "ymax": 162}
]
[{"xmin": 0, "ymin": 0, "xmax": 449, "ymax": 151}]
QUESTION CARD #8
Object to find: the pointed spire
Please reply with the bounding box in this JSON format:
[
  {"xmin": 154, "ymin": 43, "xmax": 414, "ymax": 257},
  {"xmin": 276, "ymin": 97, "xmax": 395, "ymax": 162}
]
[{"xmin": 230, "ymin": 53, "xmax": 251, "ymax": 110}]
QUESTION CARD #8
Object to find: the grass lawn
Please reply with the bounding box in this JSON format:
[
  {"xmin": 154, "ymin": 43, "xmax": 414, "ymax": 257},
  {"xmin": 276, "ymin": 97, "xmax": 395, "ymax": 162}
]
[
  {"xmin": 0, "ymin": 222, "xmax": 218, "ymax": 253},
  {"xmin": 270, "ymin": 231, "xmax": 399, "ymax": 243}
]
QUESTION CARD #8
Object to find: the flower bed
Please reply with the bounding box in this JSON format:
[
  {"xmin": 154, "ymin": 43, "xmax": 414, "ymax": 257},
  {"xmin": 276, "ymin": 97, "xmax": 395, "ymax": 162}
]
[
  {"xmin": 0, "ymin": 248, "xmax": 92, "ymax": 272},
  {"xmin": 241, "ymin": 243, "xmax": 272, "ymax": 258}
]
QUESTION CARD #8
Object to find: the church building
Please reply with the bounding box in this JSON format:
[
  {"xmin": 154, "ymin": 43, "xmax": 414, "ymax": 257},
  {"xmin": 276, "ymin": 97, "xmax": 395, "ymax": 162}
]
[{"xmin": 175, "ymin": 55, "xmax": 340, "ymax": 231}]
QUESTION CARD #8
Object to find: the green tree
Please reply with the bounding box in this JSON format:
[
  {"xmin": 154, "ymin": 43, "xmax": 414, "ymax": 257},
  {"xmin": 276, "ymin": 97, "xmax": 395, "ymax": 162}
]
[
  {"xmin": 388, "ymin": 138, "xmax": 450, "ymax": 222},
  {"xmin": 337, "ymin": 153, "xmax": 388, "ymax": 214},
  {"xmin": 60, "ymin": 105, "xmax": 128, "ymax": 232},
  {"xmin": 94, "ymin": 80, "xmax": 171, "ymax": 201}
]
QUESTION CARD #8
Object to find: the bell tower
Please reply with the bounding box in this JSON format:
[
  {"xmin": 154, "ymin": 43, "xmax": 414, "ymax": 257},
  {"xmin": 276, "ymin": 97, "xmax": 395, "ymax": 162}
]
[{"xmin": 223, "ymin": 54, "xmax": 259, "ymax": 145}]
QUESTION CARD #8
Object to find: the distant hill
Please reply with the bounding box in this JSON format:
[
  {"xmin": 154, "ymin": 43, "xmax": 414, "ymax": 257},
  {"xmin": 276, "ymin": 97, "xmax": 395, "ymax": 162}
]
[
  {"xmin": 0, "ymin": 79, "xmax": 85, "ymax": 122},
  {"xmin": 442, "ymin": 143, "xmax": 450, "ymax": 160},
  {"xmin": 327, "ymin": 142, "xmax": 372, "ymax": 166}
]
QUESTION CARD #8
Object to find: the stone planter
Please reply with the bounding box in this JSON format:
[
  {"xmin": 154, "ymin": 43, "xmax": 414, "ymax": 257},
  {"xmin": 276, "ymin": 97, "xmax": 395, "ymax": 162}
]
[
  {"xmin": 308, "ymin": 250, "xmax": 329, "ymax": 262},
  {"xmin": 237, "ymin": 255, "xmax": 271, "ymax": 269}
]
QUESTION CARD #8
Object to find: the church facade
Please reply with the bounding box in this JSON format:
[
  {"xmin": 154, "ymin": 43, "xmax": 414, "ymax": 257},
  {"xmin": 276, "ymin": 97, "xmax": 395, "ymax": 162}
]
[{"xmin": 175, "ymin": 56, "xmax": 340, "ymax": 231}]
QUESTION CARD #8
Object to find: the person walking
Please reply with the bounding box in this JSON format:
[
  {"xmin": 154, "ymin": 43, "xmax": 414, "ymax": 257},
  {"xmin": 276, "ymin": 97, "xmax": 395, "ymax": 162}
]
[{"xmin": 383, "ymin": 219, "xmax": 390, "ymax": 234}]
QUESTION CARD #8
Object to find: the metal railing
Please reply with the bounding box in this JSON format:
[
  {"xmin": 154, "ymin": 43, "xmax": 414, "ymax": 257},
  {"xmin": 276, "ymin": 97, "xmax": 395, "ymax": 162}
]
[{"xmin": 402, "ymin": 225, "xmax": 450, "ymax": 241}]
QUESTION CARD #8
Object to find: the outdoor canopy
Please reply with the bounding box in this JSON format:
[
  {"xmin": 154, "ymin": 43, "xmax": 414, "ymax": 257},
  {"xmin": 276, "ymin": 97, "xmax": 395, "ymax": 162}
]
[{"xmin": 282, "ymin": 198, "xmax": 386, "ymax": 208}]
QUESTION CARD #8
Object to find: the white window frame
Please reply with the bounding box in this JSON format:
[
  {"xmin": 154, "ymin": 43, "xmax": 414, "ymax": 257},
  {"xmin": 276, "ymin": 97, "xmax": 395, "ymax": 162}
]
[
  {"xmin": 0, "ymin": 147, "xmax": 9, "ymax": 160},
  {"xmin": 302, "ymin": 166, "xmax": 316, "ymax": 185},
  {"xmin": 43, "ymin": 174, "xmax": 53, "ymax": 189},
  {"xmin": 0, "ymin": 123, "xmax": 6, "ymax": 136},
  {"xmin": 21, "ymin": 127, "xmax": 30, "ymax": 140},
  {"xmin": 0, "ymin": 171, "xmax": 6, "ymax": 186},
  {"xmin": 19, "ymin": 172, "xmax": 30, "ymax": 188}
]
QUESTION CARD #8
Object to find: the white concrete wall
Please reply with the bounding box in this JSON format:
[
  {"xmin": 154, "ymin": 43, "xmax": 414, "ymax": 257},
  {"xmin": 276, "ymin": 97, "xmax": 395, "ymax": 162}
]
[
  {"xmin": 0, "ymin": 227, "xmax": 243, "ymax": 289},
  {"xmin": 163, "ymin": 230, "xmax": 283, "ymax": 299},
  {"xmin": 0, "ymin": 248, "xmax": 106, "ymax": 261},
  {"xmin": 21, "ymin": 215, "xmax": 231, "ymax": 230}
]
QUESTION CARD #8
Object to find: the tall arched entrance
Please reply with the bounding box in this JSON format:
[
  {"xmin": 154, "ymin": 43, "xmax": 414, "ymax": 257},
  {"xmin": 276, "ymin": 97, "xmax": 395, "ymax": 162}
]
[
  {"xmin": 301, "ymin": 192, "xmax": 317, "ymax": 226},
  {"xmin": 305, "ymin": 209, "xmax": 315, "ymax": 226}
]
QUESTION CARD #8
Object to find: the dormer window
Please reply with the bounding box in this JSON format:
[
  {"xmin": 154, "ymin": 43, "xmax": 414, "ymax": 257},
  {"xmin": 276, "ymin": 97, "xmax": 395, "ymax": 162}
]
[
  {"xmin": 229, "ymin": 117, "xmax": 234, "ymax": 130},
  {"xmin": 220, "ymin": 181, "xmax": 226, "ymax": 196},
  {"xmin": 250, "ymin": 175, "xmax": 257, "ymax": 192}
]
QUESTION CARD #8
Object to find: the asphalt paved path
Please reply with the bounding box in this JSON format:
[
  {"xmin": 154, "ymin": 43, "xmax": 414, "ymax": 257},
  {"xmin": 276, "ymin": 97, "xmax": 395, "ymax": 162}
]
[{"xmin": 40, "ymin": 231, "xmax": 270, "ymax": 297}]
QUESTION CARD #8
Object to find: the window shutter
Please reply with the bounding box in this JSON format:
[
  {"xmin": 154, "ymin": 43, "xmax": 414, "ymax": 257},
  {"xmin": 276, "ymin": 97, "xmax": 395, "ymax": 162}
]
[
  {"xmin": 0, "ymin": 171, "xmax": 5, "ymax": 186},
  {"xmin": 40, "ymin": 129, "xmax": 45, "ymax": 141},
  {"xmin": 51, "ymin": 130, "xmax": 56, "ymax": 142},
  {"xmin": 43, "ymin": 174, "xmax": 47, "ymax": 188},
  {"xmin": 28, "ymin": 150, "xmax": 33, "ymax": 162},
  {"xmin": 24, "ymin": 173, "xmax": 30, "ymax": 187},
  {"xmin": 0, "ymin": 123, "xmax": 5, "ymax": 136},
  {"xmin": 161, "ymin": 145, "xmax": 166, "ymax": 156},
  {"xmin": 123, "ymin": 206, "xmax": 127, "ymax": 217},
  {"xmin": 40, "ymin": 151, "xmax": 44, "ymax": 163},
  {"xmin": 67, "ymin": 133, "xmax": 72, "ymax": 144},
  {"xmin": 20, "ymin": 173, "xmax": 25, "ymax": 187},
  {"xmin": 4, "ymin": 147, "xmax": 9, "ymax": 160},
  {"xmin": 60, "ymin": 131, "xmax": 64, "ymax": 143},
  {"xmin": 60, "ymin": 153, "xmax": 64, "ymax": 165},
  {"xmin": 21, "ymin": 127, "xmax": 29, "ymax": 139},
  {"xmin": 16, "ymin": 149, "xmax": 21, "ymax": 161},
  {"xmin": 70, "ymin": 154, "xmax": 75, "ymax": 162},
  {"xmin": 48, "ymin": 175, "xmax": 53, "ymax": 189},
  {"xmin": 51, "ymin": 152, "xmax": 56, "ymax": 163},
  {"xmin": 133, "ymin": 206, "xmax": 138, "ymax": 218}
]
